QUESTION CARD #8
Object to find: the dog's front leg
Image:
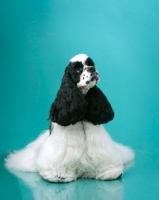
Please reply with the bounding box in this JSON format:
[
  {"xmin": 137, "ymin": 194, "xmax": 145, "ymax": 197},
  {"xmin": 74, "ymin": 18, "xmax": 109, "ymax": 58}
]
[
  {"xmin": 82, "ymin": 122, "xmax": 123, "ymax": 180},
  {"xmin": 36, "ymin": 122, "xmax": 85, "ymax": 182}
]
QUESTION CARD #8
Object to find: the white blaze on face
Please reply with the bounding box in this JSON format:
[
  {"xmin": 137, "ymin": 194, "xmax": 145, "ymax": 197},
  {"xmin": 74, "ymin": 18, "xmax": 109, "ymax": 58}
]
[{"xmin": 77, "ymin": 65, "xmax": 100, "ymax": 94}]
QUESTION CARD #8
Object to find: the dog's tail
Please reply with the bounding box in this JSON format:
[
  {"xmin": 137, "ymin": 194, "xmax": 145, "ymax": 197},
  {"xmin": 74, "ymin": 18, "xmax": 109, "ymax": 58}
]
[
  {"xmin": 5, "ymin": 130, "xmax": 50, "ymax": 172},
  {"xmin": 114, "ymin": 143, "xmax": 135, "ymax": 164}
]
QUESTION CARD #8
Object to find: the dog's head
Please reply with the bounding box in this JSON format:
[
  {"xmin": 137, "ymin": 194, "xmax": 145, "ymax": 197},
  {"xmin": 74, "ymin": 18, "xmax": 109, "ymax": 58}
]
[
  {"xmin": 66, "ymin": 54, "xmax": 100, "ymax": 94},
  {"xmin": 49, "ymin": 54, "xmax": 114, "ymax": 127}
]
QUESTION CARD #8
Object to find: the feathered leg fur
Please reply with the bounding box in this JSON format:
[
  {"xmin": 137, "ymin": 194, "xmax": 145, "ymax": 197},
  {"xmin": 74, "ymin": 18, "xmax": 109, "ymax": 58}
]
[
  {"xmin": 5, "ymin": 122, "xmax": 134, "ymax": 182},
  {"xmin": 36, "ymin": 122, "xmax": 86, "ymax": 182},
  {"xmin": 5, "ymin": 131, "xmax": 49, "ymax": 172},
  {"xmin": 81, "ymin": 122, "xmax": 134, "ymax": 180}
]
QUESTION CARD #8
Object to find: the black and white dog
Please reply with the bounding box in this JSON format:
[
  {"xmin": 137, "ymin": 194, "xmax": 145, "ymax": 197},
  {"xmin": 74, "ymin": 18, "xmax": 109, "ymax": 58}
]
[{"xmin": 5, "ymin": 54, "xmax": 134, "ymax": 182}]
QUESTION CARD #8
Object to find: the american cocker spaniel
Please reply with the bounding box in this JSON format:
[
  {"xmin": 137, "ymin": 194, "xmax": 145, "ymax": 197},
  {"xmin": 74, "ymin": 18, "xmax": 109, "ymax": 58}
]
[{"xmin": 5, "ymin": 54, "xmax": 134, "ymax": 182}]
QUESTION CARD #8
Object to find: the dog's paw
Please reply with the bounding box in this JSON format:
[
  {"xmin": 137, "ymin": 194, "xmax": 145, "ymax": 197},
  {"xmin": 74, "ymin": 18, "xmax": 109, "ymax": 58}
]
[
  {"xmin": 39, "ymin": 169, "xmax": 77, "ymax": 183},
  {"xmin": 96, "ymin": 165, "xmax": 123, "ymax": 180}
]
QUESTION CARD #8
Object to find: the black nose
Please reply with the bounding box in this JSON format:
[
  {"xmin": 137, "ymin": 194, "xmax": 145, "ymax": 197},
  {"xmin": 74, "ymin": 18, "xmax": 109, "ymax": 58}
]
[{"xmin": 88, "ymin": 67, "xmax": 95, "ymax": 73}]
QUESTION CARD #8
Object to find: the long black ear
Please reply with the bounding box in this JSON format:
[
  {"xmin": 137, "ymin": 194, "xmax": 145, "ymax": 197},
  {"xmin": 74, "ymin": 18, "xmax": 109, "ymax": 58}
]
[
  {"xmin": 85, "ymin": 86, "xmax": 114, "ymax": 125},
  {"xmin": 49, "ymin": 63, "xmax": 87, "ymax": 126}
]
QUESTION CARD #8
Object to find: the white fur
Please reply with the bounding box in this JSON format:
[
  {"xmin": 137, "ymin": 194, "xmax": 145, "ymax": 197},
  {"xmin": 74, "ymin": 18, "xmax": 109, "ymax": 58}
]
[
  {"xmin": 77, "ymin": 65, "xmax": 100, "ymax": 94},
  {"xmin": 70, "ymin": 54, "xmax": 88, "ymax": 64},
  {"xmin": 5, "ymin": 122, "xmax": 134, "ymax": 182}
]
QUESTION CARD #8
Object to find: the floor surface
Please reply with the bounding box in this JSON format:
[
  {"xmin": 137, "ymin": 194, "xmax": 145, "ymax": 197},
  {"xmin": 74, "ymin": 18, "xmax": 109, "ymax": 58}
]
[{"xmin": 0, "ymin": 147, "xmax": 159, "ymax": 200}]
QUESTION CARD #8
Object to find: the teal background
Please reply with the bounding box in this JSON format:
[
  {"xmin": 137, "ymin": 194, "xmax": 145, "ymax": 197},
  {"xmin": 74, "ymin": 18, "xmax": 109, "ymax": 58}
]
[{"xmin": 0, "ymin": 0, "xmax": 159, "ymax": 199}]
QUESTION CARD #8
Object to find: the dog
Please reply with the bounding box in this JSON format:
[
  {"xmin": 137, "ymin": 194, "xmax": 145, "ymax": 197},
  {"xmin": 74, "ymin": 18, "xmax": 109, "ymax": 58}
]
[{"xmin": 5, "ymin": 54, "xmax": 134, "ymax": 182}]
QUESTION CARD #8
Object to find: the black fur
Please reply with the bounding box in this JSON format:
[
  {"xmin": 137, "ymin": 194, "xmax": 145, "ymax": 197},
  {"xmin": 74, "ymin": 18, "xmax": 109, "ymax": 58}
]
[
  {"xmin": 85, "ymin": 86, "xmax": 114, "ymax": 125},
  {"xmin": 85, "ymin": 57, "xmax": 95, "ymax": 66},
  {"xmin": 49, "ymin": 62, "xmax": 87, "ymax": 126},
  {"xmin": 49, "ymin": 58, "xmax": 114, "ymax": 127}
]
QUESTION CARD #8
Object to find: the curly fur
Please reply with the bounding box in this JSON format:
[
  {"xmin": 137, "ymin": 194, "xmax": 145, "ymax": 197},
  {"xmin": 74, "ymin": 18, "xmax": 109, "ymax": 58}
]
[
  {"xmin": 49, "ymin": 61, "xmax": 87, "ymax": 126},
  {"xmin": 5, "ymin": 54, "xmax": 134, "ymax": 182},
  {"xmin": 85, "ymin": 86, "xmax": 114, "ymax": 124}
]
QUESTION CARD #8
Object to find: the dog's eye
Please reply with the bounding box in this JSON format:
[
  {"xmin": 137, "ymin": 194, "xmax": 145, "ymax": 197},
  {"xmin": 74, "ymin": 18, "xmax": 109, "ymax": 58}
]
[{"xmin": 76, "ymin": 68, "xmax": 82, "ymax": 73}]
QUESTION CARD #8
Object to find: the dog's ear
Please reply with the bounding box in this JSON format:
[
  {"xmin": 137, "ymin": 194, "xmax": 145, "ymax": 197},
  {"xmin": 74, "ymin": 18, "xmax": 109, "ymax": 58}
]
[
  {"xmin": 85, "ymin": 86, "xmax": 114, "ymax": 125},
  {"xmin": 49, "ymin": 63, "xmax": 87, "ymax": 126}
]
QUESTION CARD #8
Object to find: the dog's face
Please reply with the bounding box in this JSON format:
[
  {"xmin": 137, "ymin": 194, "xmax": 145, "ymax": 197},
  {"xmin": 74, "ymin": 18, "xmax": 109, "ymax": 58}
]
[{"xmin": 69, "ymin": 54, "xmax": 100, "ymax": 94}]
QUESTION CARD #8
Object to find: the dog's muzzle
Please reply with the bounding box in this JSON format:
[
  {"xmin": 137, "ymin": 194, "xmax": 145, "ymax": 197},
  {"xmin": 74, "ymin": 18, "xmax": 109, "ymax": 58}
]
[{"xmin": 77, "ymin": 66, "xmax": 100, "ymax": 94}]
